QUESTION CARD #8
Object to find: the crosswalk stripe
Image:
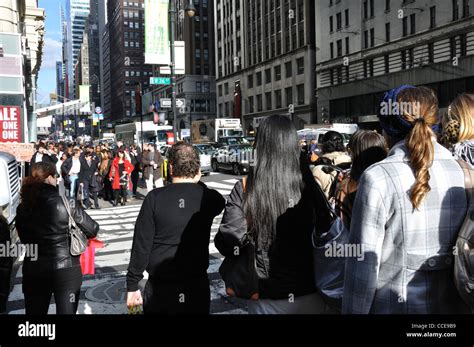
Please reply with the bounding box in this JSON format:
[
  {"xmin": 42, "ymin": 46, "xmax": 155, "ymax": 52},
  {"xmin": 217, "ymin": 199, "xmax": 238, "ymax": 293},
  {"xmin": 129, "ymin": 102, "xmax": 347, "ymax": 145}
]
[{"xmin": 223, "ymin": 179, "xmax": 239, "ymax": 184}]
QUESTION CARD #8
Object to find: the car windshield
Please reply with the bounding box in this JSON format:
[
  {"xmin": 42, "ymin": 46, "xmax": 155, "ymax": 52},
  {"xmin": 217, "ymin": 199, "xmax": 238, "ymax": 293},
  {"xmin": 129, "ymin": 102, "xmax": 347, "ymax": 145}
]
[{"xmin": 196, "ymin": 145, "xmax": 215, "ymax": 155}]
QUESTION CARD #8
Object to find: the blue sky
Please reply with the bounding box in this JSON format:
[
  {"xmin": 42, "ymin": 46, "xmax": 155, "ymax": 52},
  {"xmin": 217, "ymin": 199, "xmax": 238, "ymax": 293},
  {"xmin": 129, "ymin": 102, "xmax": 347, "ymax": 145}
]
[{"xmin": 37, "ymin": 0, "xmax": 64, "ymax": 105}]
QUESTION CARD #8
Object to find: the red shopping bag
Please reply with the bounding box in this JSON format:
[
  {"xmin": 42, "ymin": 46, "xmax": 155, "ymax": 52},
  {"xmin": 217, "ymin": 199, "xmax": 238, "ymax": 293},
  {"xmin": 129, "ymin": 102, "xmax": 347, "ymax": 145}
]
[{"xmin": 80, "ymin": 238, "xmax": 105, "ymax": 275}]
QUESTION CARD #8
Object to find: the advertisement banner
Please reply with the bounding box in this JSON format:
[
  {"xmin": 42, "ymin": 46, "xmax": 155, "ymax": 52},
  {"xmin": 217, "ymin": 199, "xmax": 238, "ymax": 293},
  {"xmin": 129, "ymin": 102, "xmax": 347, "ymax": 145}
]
[
  {"xmin": 144, "ymin": 0, "xmax": 170, "ymax": 65},
  {"xmin": 0, "ymin": 106, "xmax": 21, "ymax": 142}
]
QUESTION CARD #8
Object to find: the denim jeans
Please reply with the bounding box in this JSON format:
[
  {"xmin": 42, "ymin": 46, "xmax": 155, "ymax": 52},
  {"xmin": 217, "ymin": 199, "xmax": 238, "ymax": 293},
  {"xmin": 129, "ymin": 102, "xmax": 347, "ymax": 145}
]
[{"xmin": 69, "ymin": 174, "xmax": 78, "ymax": 198}]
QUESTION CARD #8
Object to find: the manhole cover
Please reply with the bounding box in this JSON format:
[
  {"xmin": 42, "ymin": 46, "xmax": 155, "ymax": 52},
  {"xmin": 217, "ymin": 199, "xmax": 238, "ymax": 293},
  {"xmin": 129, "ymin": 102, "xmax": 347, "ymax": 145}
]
[{"xmin": 85, "ymin": 279, "xmax": 127, "ymax": 304}]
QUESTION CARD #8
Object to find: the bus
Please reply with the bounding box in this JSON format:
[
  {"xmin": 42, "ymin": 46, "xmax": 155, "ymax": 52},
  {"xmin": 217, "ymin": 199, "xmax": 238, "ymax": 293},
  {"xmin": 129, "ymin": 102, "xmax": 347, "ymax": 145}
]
[{"xmin": 115, "ymin": 121, "xmax": 174, "ymax": 147}]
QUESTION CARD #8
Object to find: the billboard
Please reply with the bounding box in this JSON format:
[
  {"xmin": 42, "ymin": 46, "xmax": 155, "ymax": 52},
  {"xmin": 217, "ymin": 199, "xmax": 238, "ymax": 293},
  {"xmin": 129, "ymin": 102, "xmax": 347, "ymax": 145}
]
[
  {"xmin": 144, "ymin": 0, "xmax": 170, "ymax": 65},
  {"xmin": 0, "ymin": 106, "xmax": 21, "ymax": 142}
]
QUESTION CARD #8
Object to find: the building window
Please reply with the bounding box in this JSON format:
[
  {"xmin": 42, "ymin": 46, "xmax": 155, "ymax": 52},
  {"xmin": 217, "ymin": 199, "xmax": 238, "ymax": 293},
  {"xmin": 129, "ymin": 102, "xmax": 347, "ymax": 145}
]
[
  {"xmin": 218, "ymin": 85, "xmax": 222, "ymax": 96},
  {"xmin": 286, "ymin": 87, "xmax": 293, "ymax": 106},
  {"xmin": 402, "ymin": 17, "xmax": 408, "ymax": 37},
  {"xmin": 463, "ymin": 0, "xmax": 470, "ymax": 17},
  {"xmin": 265, "ymin": 92, "xmax": 272, "ymax": 110},
  {"xmin": 196, "ymin": 82, "xmax": 202, "ymax": 92},
  {"xmin": 249, "ymin": 96, "xmax": 254, "ymax": 113},
  {"xmin": 345, "ymin": 37, "xmax": 349, "ymax": 54},
  {"xmin": 256, "ymin": 71, "xmax": 262, "ymax": 85},
  {"xmin": 370, "ymin": 0, "xmax": 374, "ymax": 17},
  {"xmin": 275, "ymin": 89, "xmax": 282, "ymax": 109},
  {"xmin": 265, "ymin": 68, "xmax": 271, "ymax": 84},
  {"xmin": 370, "ymin": 28, "xmax": 374, "ymax": 47},
  {"xmin": 410, "ymin": 14, "xmax": 416, "ymax": 34},
  {"xmin": 248, "ymin": 74, "xmax": 253, "ymax": 88},
  {"xmin": 384, "ymin": 54, "xmax": 390, "ymax": 73},
  {"xmin": 385, "ymin": 22, "xmax": 390, "ymax": 42},
  {"xmin": 297, "ymin": 58, "xmax": 304, "ymax": 74},
  {"xmin": 364, "ymin": 30, "xmax": 368, "ymax": 49},
  {"xmin": 385, "ymin": 0, "xmax": 390, "ymax": 11},
  {"xmin": 224, "ymin": 82, "xmax": 229, "ymax": 94},
  {"xmin": 275, "ymin": 65, "xmax": 281, "ymax": 80},
  {"xmin": 337, "ymin": 39, "xmax": 342, "ymax": 56},
  {"xmin": 453, "ymin": 0, "xmax": 459, "ymax": 20},
  {"xmin": 330, "ymin": 42, "xmax": 334, "ymax": 59},
  {"xmin": 336, "ymin": 12, "xmax": 342, "ymax": 30},
  {"xmin": 297, "ymin": 84, "xmax": 304, "ymax": 105},
  {"xmin": 330, "ymin": 16, "xmax": 333, "ymax": 32},
  {"xmin": 257, "ymin": 94, "xmax": 263, "ymax": 112},
  {"xmin": 345, "ymin": 9, "xmax": 349, "ymax": 27},
  {"xmin": 408, "ymin": 48, "xmax": 414, "ymax": 68},
  {"xmin": 430, "ymin": 7, "xmax": 436, "ymax": 28},
  {"xmin": 285, "ymin": 61, "xmax": 292, "ymax": 78},
  {"xmin": 363, "ymin": 0, "xmax": 368, "ymax": 19}
]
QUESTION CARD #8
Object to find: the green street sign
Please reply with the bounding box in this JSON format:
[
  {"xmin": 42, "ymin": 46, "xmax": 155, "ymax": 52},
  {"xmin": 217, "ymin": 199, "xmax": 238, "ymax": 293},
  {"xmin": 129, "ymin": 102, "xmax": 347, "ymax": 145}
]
[{"xmin": 150, "ymin": 77, "xmax": 171, "ymax": 85}]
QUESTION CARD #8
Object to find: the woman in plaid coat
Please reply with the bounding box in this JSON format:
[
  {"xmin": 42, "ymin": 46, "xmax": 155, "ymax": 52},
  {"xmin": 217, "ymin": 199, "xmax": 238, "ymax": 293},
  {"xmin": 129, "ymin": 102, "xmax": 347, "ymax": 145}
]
[{"xmin": 343, "ymin": 86, "xmax": 471, "ymax": 314}]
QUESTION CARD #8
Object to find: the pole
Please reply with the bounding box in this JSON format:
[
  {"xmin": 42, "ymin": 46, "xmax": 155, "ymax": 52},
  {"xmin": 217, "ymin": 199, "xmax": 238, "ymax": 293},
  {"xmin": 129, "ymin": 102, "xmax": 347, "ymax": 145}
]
[
  {"xmin": 169, "ymin": 0, "xmax": 177, "ymax": 142},
  {"xmin": 28, "ymin": 74, "xmax": 38, "ymax": 142}
]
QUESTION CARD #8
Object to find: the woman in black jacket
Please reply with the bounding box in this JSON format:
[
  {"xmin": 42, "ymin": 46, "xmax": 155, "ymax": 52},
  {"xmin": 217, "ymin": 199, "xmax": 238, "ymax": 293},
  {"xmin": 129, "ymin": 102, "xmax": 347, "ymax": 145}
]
[
  {"xmin": 16, "ymin": 162, "xmax": 99, "ymax": 314},
  {"xmin": 215, "ymin": 115, "xmax": 332, "ymax": 314}
]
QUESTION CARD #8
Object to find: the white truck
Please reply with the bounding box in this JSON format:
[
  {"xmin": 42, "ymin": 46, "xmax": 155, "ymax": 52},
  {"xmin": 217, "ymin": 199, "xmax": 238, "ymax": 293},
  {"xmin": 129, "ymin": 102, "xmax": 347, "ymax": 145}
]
[
  {"xmin": 191, "ymin": 118, "xmax": 244, "ymax": 144},
  {"xmin": 0, "ymin": 152, "xmax": 20, "ymax": 242},
  {"xmin": 115, "ymin": 121, "xmax": 174, "ymax": 147}
]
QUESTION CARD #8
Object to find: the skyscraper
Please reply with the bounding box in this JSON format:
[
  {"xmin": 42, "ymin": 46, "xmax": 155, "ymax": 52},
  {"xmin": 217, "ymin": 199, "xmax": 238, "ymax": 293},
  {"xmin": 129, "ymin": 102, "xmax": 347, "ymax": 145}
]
[
  {"xmin": 215, "ymin": 0, "xmax": 317, "ymax": 133},
  {"xmin": 107, "ymin": 0, "xmax": 152, "ymax": 122},
  {"xmin": 66, "ymin": 0, "xmax": 90, "ymax": 98}
]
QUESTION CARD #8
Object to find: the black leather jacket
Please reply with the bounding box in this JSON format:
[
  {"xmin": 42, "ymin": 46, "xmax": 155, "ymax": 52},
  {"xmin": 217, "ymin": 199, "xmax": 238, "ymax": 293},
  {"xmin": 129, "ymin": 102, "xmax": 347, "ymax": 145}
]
[{"xmin": 16, "ymin": 184, "xmax": 99, "ymax": 271}]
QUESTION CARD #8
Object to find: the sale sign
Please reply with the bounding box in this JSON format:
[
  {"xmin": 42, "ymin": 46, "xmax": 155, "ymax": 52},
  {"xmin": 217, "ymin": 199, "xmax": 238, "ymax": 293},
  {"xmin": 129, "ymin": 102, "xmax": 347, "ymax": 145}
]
[{"xmin": 0, "ymin": 106, "xmax": 21, "ymax": 142}]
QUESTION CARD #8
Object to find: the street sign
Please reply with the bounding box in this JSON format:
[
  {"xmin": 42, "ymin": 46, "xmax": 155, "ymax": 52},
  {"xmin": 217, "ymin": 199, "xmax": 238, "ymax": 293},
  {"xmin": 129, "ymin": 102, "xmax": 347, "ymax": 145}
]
[
  {"xmin": 150, "ymin": 77, "xmax": 171, "ymax": 85},
  {"xmin": 159, "ymin": 98, "xmax": 185, "ymax": 108},
  {"xmin": 99, "ymin": 114, "xmax": 104, "ymax": 120},
  {"xmin": 95, "ymin": 106, "xmax": 102, "ymax": 114},
  {"xmin": 160, "ymin": 98, "xmax": 172, "ymax": 108},
  {"xmin": 176, "ymin": 99, "xmax": 185, "ymax": 108}
]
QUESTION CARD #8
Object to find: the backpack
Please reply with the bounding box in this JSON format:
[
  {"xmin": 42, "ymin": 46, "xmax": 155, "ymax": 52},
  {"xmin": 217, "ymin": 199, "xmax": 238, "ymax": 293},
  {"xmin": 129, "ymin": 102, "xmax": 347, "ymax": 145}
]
[{"xmin": 454, "ymin": 160, "xmax": 474, "ymax": 311}]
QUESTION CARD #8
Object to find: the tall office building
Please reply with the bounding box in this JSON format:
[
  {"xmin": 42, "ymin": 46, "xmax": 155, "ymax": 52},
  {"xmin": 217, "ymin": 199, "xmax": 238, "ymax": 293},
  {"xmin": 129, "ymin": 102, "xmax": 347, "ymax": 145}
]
[
  {"xmin": 102, "ymin": 24, "xmax": 111, "ymax": 126},
  {"xmin": 56, "ymin": 61, "xmax": 64, "ymax": 100},
  {"xmin": 215, "ymin": 0, "xmax": 316, "ymax": 133},
  {"xmin": 66, "ymin": 0, "xmax": 90, "ymax": 98},
  {"xmin": 315, "ymin": 0, "xmax": 474, "ymax": 125},
  {"xmin": 151, "ymin": 0, "xmax": 216, "ymax": 131},
  {"xmin": 99, "ymin": 0, "xmax": 108, "ymax": 115},
  {"xmin": 107, "ymin": 0, "xmax": 152, "ymax": 122},
  {"xmin": 86, "ymin": 0, "xmax": 101, "ymax": 109}
]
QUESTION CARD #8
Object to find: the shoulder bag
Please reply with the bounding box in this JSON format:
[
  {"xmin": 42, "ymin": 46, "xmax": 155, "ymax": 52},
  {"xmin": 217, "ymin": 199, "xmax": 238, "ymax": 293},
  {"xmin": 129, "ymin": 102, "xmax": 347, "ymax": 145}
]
[{"xmin": 60, "ymin": 195, "xmax": 88, "ymax": 256}]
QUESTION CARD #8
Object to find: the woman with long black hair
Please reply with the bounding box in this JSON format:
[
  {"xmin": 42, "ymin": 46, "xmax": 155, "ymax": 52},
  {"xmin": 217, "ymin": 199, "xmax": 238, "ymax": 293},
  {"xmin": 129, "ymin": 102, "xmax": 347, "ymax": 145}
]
[
  {"xmin": 16, "ymin": 162, "xmax": 99, "ymax": 314},
  {"xmin": 215, "ymin": 115, "xmax": 332, "ymax": 314}
]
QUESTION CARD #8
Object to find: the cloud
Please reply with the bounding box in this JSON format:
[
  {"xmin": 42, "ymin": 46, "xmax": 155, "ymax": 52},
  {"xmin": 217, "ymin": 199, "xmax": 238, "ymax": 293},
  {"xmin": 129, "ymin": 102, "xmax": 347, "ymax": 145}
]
[{"xmin": 41, "ymin": 38, "xmax": 62, "ymax": 69}]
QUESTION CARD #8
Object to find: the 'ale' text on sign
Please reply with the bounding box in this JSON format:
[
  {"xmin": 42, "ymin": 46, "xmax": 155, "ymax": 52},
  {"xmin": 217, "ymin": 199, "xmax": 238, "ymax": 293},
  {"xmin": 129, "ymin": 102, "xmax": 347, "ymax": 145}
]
[{"xmin": 0, "ymin": 106, "xmax": 21, "ymax": 142}]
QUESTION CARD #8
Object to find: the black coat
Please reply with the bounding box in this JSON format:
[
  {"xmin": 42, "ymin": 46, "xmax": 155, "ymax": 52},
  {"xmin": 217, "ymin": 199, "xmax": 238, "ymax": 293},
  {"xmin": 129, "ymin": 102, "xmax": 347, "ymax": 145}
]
[
  {"xmin": 215, "ymin": 156, "xmax": 331, "ymax": 300},
  {"xmin": 16, "ymin": 184, "xmax": 99, "ymax": 272},
  {"xmin": 78, "ymin": 155, "xmax": 100, "ymax": 183}
]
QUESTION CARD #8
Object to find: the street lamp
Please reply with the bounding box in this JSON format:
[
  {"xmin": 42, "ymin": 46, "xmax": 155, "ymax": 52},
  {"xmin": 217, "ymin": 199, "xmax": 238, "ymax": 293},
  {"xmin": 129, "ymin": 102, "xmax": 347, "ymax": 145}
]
[{"xmin": 169, "ymin": 0, "xmax": 197, "ymax": 143}]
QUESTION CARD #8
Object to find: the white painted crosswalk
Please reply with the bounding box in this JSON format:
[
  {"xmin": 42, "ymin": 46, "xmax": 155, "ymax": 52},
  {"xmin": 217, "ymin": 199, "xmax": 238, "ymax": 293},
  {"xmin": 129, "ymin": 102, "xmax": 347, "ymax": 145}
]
[{"xmin": 6, "ymin": 177, "xmax": 247, "ymax": 314}]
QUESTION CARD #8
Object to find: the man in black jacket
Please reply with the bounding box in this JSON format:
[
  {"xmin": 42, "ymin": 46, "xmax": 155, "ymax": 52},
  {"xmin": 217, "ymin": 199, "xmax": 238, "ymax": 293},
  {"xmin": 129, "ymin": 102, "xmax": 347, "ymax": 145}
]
[
  {"xmin": 126, "ymin": 143, "xmax": 225, "ymax": 314},
  {"xmin": 78, "ymin": 147, "xmax": 100, "ymax": 209}
]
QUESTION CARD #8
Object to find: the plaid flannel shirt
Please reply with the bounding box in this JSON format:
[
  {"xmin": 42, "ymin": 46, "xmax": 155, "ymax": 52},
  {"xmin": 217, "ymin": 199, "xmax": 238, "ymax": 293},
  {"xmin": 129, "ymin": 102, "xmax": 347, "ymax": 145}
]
[{"xmin": 343, "ymin": 140, "xmax": 471, "ymax": 314}]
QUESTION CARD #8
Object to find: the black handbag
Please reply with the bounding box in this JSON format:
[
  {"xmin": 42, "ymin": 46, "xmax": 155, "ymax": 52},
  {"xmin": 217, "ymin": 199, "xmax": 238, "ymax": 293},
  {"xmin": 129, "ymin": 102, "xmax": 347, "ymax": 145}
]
[
  {"xmin": 454, "ymin": 160, "xmax": 474, "ymax": 311},
  {"xmin": 219, "ymin": 232, "xmax": 259, "ymax": 300}
]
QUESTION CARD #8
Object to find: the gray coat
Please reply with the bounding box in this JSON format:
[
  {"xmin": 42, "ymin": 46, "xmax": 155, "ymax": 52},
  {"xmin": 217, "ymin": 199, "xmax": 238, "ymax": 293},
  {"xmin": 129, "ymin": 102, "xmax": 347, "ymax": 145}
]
[{"xmin": 343, "ymin": 140, "xmax": 471, "ymax": 314}]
